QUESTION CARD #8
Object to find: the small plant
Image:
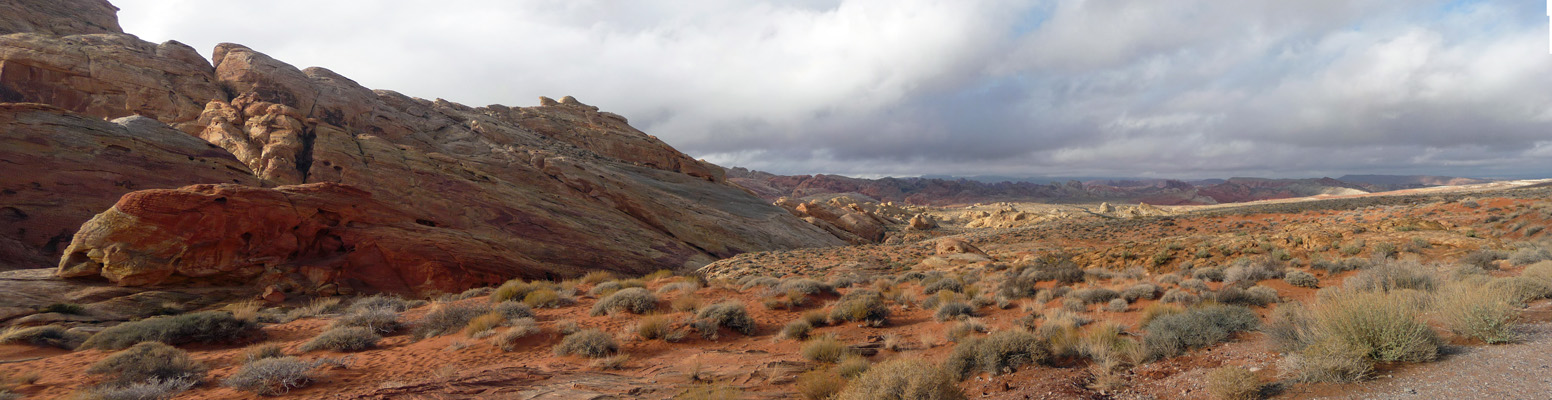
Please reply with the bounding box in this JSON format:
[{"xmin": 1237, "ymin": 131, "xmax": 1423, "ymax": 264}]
[
  {"xmin": 300, "ymin": 327, "xmax": 381, "ymax": 352},
  {"xmin": 591, "ymin": 354, "xmax": 631, "ymax": 370},
  {"xmin": 633, "ymin": 315, "xmax": 675, "ymax": 340},
  {"xmin": 87, "ymin": 342, "xmax": 205, "ymax": 384},
  {"xmin": 829, "ymin": 291, "xmax": 889, "ymax": 326},
  {"xmin": 1204, "ymin": 366, "xmax": 1261, "ymax": 400},
  {"xmin": 493, "ymin": 301, "xmax": 535, "ymax": 319},
  {"xmin": 802, "ymin": 335, "xmax": 851, "ymax": 363},
  {"xmin": 1122, "ymin": 284, "xmax": 1158, "ymax": 301},
  {"xmin": 835, "ymin": 358, "xmax": 965, "ymax": 400},
  {"xmin": 553, "ymin": 329, "xmax": 619, "ymax": 358},
  {"xmin": 671, "ymin": 294, "xmax": 702, "ymax": 312},
  {"xmin": 1461, "ymin": 249, "xmax": 1507, "ymax": 271},
  {"xmin": 797, "ymin": 370, "xmax": 846, "ymax": 400},
  {"xmin": 1143, "ymin": 304, "xmax": 1259, "ymax": 360},
  {"xmin": 223, "ymin": 357, "xmax": 325, "ymax": 395},
  {"xmin": 80, "ymin": 378, "xmax": 197, "ymax": 400},
  {"xmin": 1264, "ymin": 303, "xmax": 1315, "ymax": 353},
  {"xmin": 1067, "ymin": 288, "xmax": 1120, "ymax": 304},
  {"xmin": 693, "ymin": 301, "xmax": 756, "ymax": 337},
  {"xmin": 580, "ymin": 271, "xmax": 614, "ymax": 285},
  {"xmin": 0, "ymin": 325, "xmax": 89, "ymax": 350},
  {"xmin": 244, "ymin": 343, "xmax": 288, "ymax": 362},
  {"xmin": 591, "ymin": 287, "xmax": 658, "ymax": 316},
  {"xmin": 1284, "ymin": 270, "xmax": 1319, "ymax": 288},
  {"xmin": 1103, "ymin": 298, "xmax": 1128, "ymax": 312},
  {"xmin": 1343, "ymin": 260, "xmax": 1436, "ymax": 292},
  {"xmin": 946, "ymin": 319, "xmax": 989, "ymax": 343},
  {"xmin": 643, "ymin": 269, "xmax": 676, "ymax": 281},
  {"xmin": 1432, "ymin": 282, "xmax": 1518, "ymax": 344},
  {"xmin": 330, "ymin": 307, "xmax": 402, "ymax": 334},
  {"xmin": 490, "ymin": 318, "xmax": 540, "ymax": 351},
  {"xmin": 779, "ymin": 319, "xmax": 814, "ymax": 341},
  {"xmin": 411, "ymin": 302, "xmax": 492, "ymax": 339},
  {"xmin": 40, "ymin": 303, "xmax": 85, "ymax": 315},
  {"xmin": 1159, "ymin": 288, "xmax": 1199, "ymax": 305},
  {"xmin": 933, "ymin": 302, "xmax": 974, "ymax": 322},
  {"xmin": 837, "ymin": 355, "xmax": 870, "ymax": 378},
  {"xmin": 491, "ymin": 280, "xmax": 542, "ymax": 303},
  {"xmin": 523, "ymin": 289, "xmax": 564, "ymax": 308},
  {"xmin": 81, "ymin": 311, "xmax": 262, "ymax": 350},
  {"xmin": 1192, "ymin": 268, "xmax": 1225, "ymax": 282},
  {"xmin": 944, "ymin": 329, "xmax": 1050, "ymax": 380}
]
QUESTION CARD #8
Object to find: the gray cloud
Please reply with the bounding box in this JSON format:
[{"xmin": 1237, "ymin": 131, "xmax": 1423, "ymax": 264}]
[{"xmin": 115, "ymin": 0, "xmax": 1552, "ymax": 179}]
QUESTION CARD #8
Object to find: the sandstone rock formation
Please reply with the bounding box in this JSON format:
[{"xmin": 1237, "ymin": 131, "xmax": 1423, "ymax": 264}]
[
  {"xmin": 0, "ymin": 104, "xmax": 258, "ymax": 271},
  {"xmin": 909, "ymin": 214, "xmax": 937, "ymax": 230},
  {"xmin": 775, "ymin": 197, "xmax": 889, "ymax": 245},
  {"xmin": 1, "ymin": 0, "xmax": 844, "ymax": 295},
  {"xmin": 0, "ymin": 0, "xmax": 120, "ymax": 36}
]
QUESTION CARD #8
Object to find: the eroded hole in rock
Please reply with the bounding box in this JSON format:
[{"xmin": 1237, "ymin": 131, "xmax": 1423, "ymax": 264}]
[
  {"xmin": 415, "ymin": 219, "xmax": 438, "ymax": 227},
  {"xmin": 0, "ymin": 206, "xmax": 27, "ymax": 221}
]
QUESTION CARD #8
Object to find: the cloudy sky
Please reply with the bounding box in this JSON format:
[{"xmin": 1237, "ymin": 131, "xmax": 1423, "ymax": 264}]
[{"xmin": 115, "ymin": 0, "xmax": 1551, "ymax": 179}]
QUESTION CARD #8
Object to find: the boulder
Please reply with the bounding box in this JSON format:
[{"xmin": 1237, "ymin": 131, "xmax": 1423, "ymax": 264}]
[
  {"xmin": 0, "ymin": 104, "xmax": 258, "ymax": 270},
  {"xmin": 934, "ymin": 238, "xmax": 987, "ymax": 256},
  {"xmin": 909, "ymin": 214, "xmax": 938, "ymax": 230},
  {"xmin": 0, "ymin": 0, "xmax": 121, "ymax": 36}
]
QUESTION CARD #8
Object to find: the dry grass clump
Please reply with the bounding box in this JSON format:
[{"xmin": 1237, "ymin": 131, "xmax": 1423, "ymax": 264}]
[
  {"xmin": 1284, "ymin": 270, "xmax": 1319, "ymax": 288},
  {"xmin": 461, "ymin": 312, "xmax": 507, "ymax": 337},
  {"xmin": 835, "ymin": 358, "xmax": 965, "ymax": 400},
  {"xmin": 349, "ymin": 295, "xmax": 413, "ymax": 313},
  {"xmin": 693, "ymin": 301, "xmax": 757, "ymax": 338},
  {"xmin": 591, "ymin": 287, "xmax": 658, "ymax": 316},
  {"xmin": 1191, "ymin": 268, "xmax": 1225, "ymax": 282},
  {"xmin": 0, "ymin": 325, "xmax": 89, "ymax": 350},
  {"xmin": 1212, "ymin": 285, "xmax": 1279, "ymax": 307},
  {"xmin": 82, "ymin": 311, "xmax": 262, "ymax": 350},
  {"xmin": 777, "ymin": 278, "xmax": 836, "ymax": 296},
  {"xmin": 1067, "ymin": 288, "xmax": 1120, "ymax": 304},
  {"xmin": 223, "ymin": 357, "xmax": 328, "ymax": 395},
  {"xmin": 1460, "ymin": 249, "xmax": 1507, "ymax": 270},
  {"xmin": 1204, "ymin": 366, "xmax": 1261, "ymax": 400},
  {"xmin": 1224, "ymin": 258, "xmax": 1284, "ymax": 284},
  {"xmin": 1159, "ymin": 288, "xmax": 1200, "ymax": 305},
  {"xmin": 79, "ymin": 377, "xmax": 197, "ymax": 400},
  {"xmin": 837, "ymin": 355, "xmax": 871, "ymax": 378},
  {"xmin": 244, "ymin": 343, "xmax": 287, "ymax": 363},
  {"xmin": 492, "ymin": 301, "xmax": 535, "ymax": 319},
  {"xmin": 491, "ymin": 280, "xmax": 545, "ymax": 303},
  {"xmin": 411, "ymin": 302, "xmax": 492, "ymax": 339},
  {"xmin": 922, "ymin": 277, "xmax": 965, "ymax": 294},
  {"xmin": 829, "ymin": 290, "xmax": 890, "ymax": 326},
  {"xmin": 523, "ymin": 288, "xmax": 566, "ymax": 308},
  {"xmin": 1343, "ymin": 260, "xmax": 1436, "ymax": 292},
  {"xmin": 1103, "ymin": 298, "xmax": 1129, "ymax": 312},
  {"xmin": 1284, "ymin": 289, "xmax": 1439, "ymax": 382},
  {"xmin": 657, "ymin": 281, "xmax": 700, "ymax": 295},
  {"xmin": 490, "ymin": 318, "xmax": 540, "ymax": 351},
  {"xmin": 1432, "ymin": 282, "xmax": 1518, "ymax": 344},
  {"xmin": 1264, "ymin": 303, "xmax": 1316, "ymax": 353},
  {"xmin": 944, "ymin": 329, "xmax": 1050, "ymax": 380},
  {"xmin": 283, "ymin": 298, "xmax": 347, "ymax": 321},
  {"xmin": 580, "ymin": 271, "xmax": 614, "ymax": 285},
  {"xmin": 1137, "ymin": 303, "xmax": 1184, "ymax": 328},
  {"xmin": 797, "ymin": 370, "xmax": 846, "ymax": 400},
  {"xmin": 300, "ymin": 327, "xmax": 381, "ymax": 352},
  {"xmin": 779, "ymin": 319, "xmax": 814, "ymax": 341},
  {"xmin": 946, "ymin": 319, "xmax": 990, "ymax": 343},
  {"xmin": 329, "ymin": 307, "xmax": 402, "ymax": 334},
  {"xmin": 553, "ymin": 329, "xmax": 619, "ymax": 358},
  {"xmin": 1509, "ymin": 247, "xmax": 1552, "ymax": 266},
  {"xmin": 632, "ymin": 315, "xmax": 676, "ymax": 341},
  {"xmin": 933, "ymin": 301, "xmax": 974, "ymax": 322},
  {"xmin": 1142, "ymin": 304, "xmax": 1258, "ymax": 360},
  {"xmin": 1122, "ymin": 284, "xmax": 1158, "ymax": 301},
  {"xmin": 802, "ymin": 335, "xmax": 851, "ymax": 363},
  {"xmin": 671, "ymin": 293, "xmax": 703, "ymax": 312},
  {"xmin": 739, "ymin": 275, "xmax": 782, "ymax": 291},
  {"xmin": 87, "ymin": 342, "xmax": 205, "ymax": 384}
]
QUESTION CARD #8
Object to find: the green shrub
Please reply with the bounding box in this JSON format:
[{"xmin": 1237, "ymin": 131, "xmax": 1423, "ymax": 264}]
[
  {"xmin": 1432, "ymin": 283, "xmax": 1518, "ymax": 344},
  {"xmin": 801, "ymin": 336, "xmax": 851, "ymax": 363},
  {"xmin": 944, "ymin": 329, "xmax": 1050, "ymax": 380},
  {"xmin": 1284, "ymin": 270, "xmax": 1319, "ymax": 288},
  {"xmin": 553, "ymin": 329, "xmax": 618, "ymax": 358},
  {"xmin": 1143, "ymin": 304, "xmax": 1258, "ymax": 360},
  {"xmin": 82, "ymin": 311, "xmax": 262, "ymax": 350},
  {"xmin": 300, "ymin": 327, "xmax": 380, "ymax": 352},
  {"xmin": 829, "ymin": 291, "xmax": 889, "ymax": 326},
  {"xmin": 87, "ymin": 342, "xmax": 205, "ymax": 384},
  {"xmin": 836, "ymin": 359, "xmax": 965, "ymax": 400},
  {"xmin": 933, "ymin": 302, "xmax": 974, "ymax": 322},
  {"xmin": 1204, "ymin": 366, "xmax": 1261, "ymax": 400},
  {"xmin": 590, "ymin": 287, "xmax": 657, "ymax": 316},
  {"xmin": 411, "ymin": 302, "xmax": 492, "ymax": 339},
  {"xmin": 695, "ymin": 301, "xmax": 756, "ymax": 336},
  {"xmin": 0, "ymin": 325, "xmax": 89, "ymax": 350},
  {"xmin": 223, "ymin": 357, "xmax": 324, "ymax": 395}
]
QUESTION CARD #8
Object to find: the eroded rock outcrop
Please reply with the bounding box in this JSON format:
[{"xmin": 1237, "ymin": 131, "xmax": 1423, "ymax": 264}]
[
  {"xmin": 2, "ymin": 10, "xmax": 842, "ymax": 293},
  {"xmin": 775, "ymin": 197, "xmax": 888, "ymax": 244},
  {"xmin": 0, "ymin": 104, "xmax": 258, "ymax": 270},
  {"xmin": 0, "ymin": 0, "xmax": 121, "ymax": 36}
]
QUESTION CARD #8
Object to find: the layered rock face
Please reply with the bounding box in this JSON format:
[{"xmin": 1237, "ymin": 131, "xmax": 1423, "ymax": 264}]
[
  {"xmin": 0, "ymin": 0, "xmax": 843, "ymax": 295},
  {"xmin": 0, "ymin": 104, "xmax": 258, "ymax": 271}
]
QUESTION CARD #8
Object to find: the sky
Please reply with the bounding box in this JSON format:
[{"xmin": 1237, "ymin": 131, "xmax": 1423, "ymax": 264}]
[{"xmin": 113, "ymin": 0, "xmax": 1552, "ymax": 179}]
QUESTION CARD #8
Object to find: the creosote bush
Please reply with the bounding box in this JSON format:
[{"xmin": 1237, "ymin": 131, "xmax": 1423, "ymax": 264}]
[
  {"xmin": 553, "ymin": 329, "xmax": 619, "ymax": 358},
  {"xmin": 591, "ymin": 287, "xmax": 658, "ymax": 316},
  {"xmin": 835, "ymin": 359, "xmax": 965, "ymax": 400},
  {"xmin": 82, "ymin": 311, "xmax": 262, "ymax": 350},
  {"xmin": 300, "ymin": 326, "xmax": 381, "ymax": 352},
  {"xmin": 944, "ymin": 329, "xmax": 1050, "ymax": 380},
  {"xmin": 87, "ymin": 342, "xmax": 206, "ymax": 384}
]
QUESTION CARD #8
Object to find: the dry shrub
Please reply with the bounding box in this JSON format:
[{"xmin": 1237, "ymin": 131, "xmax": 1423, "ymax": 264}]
[
  {"xmin": 829, "ymin": 291, "xmax": 889, "ymax": 326},
  {"xmin": 490, "ymin": 318, "xmax": 540, "ymax": 351},
  {"xmin": 553, "ymin": 329, "xmax": 618, "ymax": 358},
  {"xmin": 1204, "ymin": 366, "xmax": 1261, "ymax": 400},
  {"xmin": 244, "ymin": 343, "xmax": 287, "ymax": 363},
  {"xmin": 695, "ymin": 301, "xmax": 756, "ymax": 337},
  {"xmin": 1122, "ymin": 284, "xmax": 1159, "ymax": 301},
  {"xmin": 671, "ymin": 294, "xmax": 703, "ymax": 312},
  {"xmin": 1284, "ymin": 336, "xmax": 1372, "ymax": 383},
  {"xmin": 1159, "ymin": 288, "xmax": 1199, "ymax": 305},
  {"xmin": 837, "ymin": 355, "xmax": 871, "ymax": 378},
  {"xmin": 330, "ymin": 307, "xmax": 402, "ymax": 334},
  {"xmin": 944, "ymin": 329, "xmax": 1050, "ymax": 380},
  {"xmin": 802, "ymin": 335, "xmax": 851, "ymax": 363},
  {"xmin": 1103, "ymin": 298, "xmax": 1128, "ymax": 312},
  {"xmin": 1432, "ymin": 282, "xmax": 1518, "ymax": 344},
  {"xmin": 1142, "ymin": 305, "xmax": 1258, "ymax": 360},
  {"xmin": 1287, "ymin": 289, "xmax": 1438, "ymax": 382},
  {"xmin": 778, "ymin": 278, "xmax": 837, "ymax": 296},
  {"xmin": 523, "ymin": 289, "xmax": 564, "ymax": 308},
  {"xmin": 590, "ymin": 354, "xmax": 630, "ymax": 370},
  {"xmin": 1343, "ymin": 260, "xmax": 1436, "ymax": 292},
  {"xmin": 0, "ymin": 325, "xmax": 89, "ymax": 350},
  {"xmin": 350, "ymin": 295, "xmax": 413, "ymax": 313},
  {"xmin": 933, "ymin": 302, "xmax": 974, "ymax": 321},
  {"xmin": 797, "ymin": 369, "xmax": 845, "ymax": 400},
  {"xmin": 82, "ymin": 311, "xmax": 262, "ymax": 350},
  {"xmin": 946, "ymin": 319, "xmax": 989, "ymax": 343},
  {"xmin": 580, "ymin": 271, "xmax": 614, "ymax": 285},
  {"xmin": 634, "ymin": 315, "xmax": 675, "ymax": 341},
  {"xmin": 1284, "ymin": 270, "xmax": 1319, "ymax": 288},
  {"xmin": 835, "ymin": 358, "xmax": 965, "ymax": 400},
  {"xmin": 1264, "ymin": 303, "xmax": 1316, "ymax": 353},
  {"xmin": 779, "ymin": 319, "xmax": 814, "ymax": 341},
  {"xmin": 491, "ymin": 280, "xmax": 542, "ymax": 303},
  {"xmin": 591, "ymin": 287, "xmax": 657, "ymax": 316},
  {"xmin": 643, "ymin": 269, "xmax": 675, "ymax": 281},
  {"xmin": 1079, "ymin": 322, "xmax": 1142, "ymax": 368},
  {"xmin": 411, "ymin": 302, "xmax": 492, "ymax": 339},
  {"xmin": 1137, "ymin": 303, "xmax": 1184, "ymax": 329},
  {"xmin": 300, "ymin": 327, "xmax": 381, "ymax": 352},
  {"xmin": 80, "ymin": 377, "xmax": 196, "ymax": 400},
  {"xmin": 87, "ymin": 342, "xmax": 205, "ymax": 384},
  {"xmin": 223, "ymin": 357, "xmax": 323, "ymax": 395},
  {"xmin": 1067, "ymin": 288, "xmax": 1120, "ymax": 304}
]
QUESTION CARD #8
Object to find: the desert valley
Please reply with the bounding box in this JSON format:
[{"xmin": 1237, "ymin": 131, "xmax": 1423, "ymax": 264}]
[{"xmin": 2, "ymin": 1, "xmax": 1551, "ymax": 399}]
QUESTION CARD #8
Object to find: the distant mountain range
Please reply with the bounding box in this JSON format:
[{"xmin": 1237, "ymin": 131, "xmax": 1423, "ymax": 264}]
[{"xmin": 728, "ymin": 168, "xmax": 1493, "ymax": 206}]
